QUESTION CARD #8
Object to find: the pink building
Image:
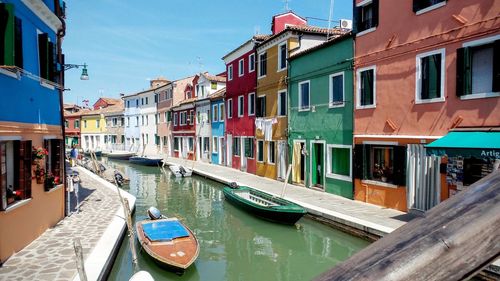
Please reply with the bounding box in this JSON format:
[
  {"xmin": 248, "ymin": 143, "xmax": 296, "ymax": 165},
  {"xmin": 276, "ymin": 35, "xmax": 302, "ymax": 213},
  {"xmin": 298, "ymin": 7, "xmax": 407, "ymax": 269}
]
[{"xmin": 353, "ymin": 0, "xmax": 500, "ymax": 212}]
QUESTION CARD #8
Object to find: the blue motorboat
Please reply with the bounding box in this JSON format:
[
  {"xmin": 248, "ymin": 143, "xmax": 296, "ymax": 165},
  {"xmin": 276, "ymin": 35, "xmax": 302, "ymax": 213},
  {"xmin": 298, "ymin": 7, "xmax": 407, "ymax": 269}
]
[{"xmin": 129, "ymin": 156, "xmax": 163, "ymax": 166}]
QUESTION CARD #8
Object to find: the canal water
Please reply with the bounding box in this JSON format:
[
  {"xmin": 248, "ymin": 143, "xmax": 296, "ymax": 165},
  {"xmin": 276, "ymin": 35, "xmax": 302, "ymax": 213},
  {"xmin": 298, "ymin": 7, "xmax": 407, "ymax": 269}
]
[{"xmin": 105, "ymin": 159, "xmax": 370, "ymax": 281}]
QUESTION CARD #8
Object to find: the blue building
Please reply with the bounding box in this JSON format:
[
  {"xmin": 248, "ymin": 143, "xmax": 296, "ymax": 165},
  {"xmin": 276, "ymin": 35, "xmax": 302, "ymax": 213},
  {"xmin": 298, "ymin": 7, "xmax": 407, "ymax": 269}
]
[
  {"xmin": 0, "ymin": 0, "xmax": 66, "ymax": 263},
  {"xmin": 210, "ymin": 88, "xmax": 226, "ymax": 165}
]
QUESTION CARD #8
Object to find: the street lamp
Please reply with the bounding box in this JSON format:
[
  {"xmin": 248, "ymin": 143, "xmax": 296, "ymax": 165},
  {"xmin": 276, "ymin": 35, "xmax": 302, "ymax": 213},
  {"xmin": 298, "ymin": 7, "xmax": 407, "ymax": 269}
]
[{"xmin": 63, "ymin": 63, "xmax": 89, "ymax": 80}]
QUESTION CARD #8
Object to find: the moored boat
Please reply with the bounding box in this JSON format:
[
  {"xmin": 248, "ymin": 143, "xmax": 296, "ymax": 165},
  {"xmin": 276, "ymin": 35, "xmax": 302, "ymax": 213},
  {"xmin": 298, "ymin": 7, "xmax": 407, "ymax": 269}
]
[
  {"xmin": 129, "ymin": 156, "xmax": 163, "ymax": 166},
  {"xmin": 107, "ymin": 151, "xmax": 136, "ymax": 160},
  {"xmin": 136, "ymin": 207, "xmax": 199, "ymax": 272},
  {"xmin": 84, "ymin": 150, "xmax": 102, "ymax": 157},
  {"xmin": 168, "ymin": 164, "xmax": 193, "ymax": 177},
  {"xmin": 223, "ymin": 184, "xmax": 307, "ymax": 225}
]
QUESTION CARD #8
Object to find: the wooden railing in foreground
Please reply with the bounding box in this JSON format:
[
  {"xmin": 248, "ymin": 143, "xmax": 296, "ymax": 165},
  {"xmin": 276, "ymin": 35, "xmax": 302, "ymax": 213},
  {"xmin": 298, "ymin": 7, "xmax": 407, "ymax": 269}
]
[{"xmin": 316, "ymin": 170, "xmax": 500, "ymax": 281}]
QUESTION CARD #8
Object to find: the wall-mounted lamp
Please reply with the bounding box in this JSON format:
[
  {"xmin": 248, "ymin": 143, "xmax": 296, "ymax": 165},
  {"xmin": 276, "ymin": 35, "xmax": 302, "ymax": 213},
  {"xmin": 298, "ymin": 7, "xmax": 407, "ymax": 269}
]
[{"xmin": 63, "ymin": 63, "xmax": 89, "ymax": 80}]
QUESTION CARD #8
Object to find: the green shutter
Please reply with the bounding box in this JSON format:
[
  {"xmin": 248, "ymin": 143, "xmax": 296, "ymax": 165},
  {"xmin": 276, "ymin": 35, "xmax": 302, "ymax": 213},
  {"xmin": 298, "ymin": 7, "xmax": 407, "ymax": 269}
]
[
  {"xmin": 38, "ymin": 33, "xmax": 49, "ymax": 79},
  {"xmin": 456, "ymin": 47, "xmax": 471, "ymax": 96},
  {"xmin": 14, "ymin": 17, "xmax": 23, "ymax": 68},
  {"xmin": 332, "ymin": 148, "xmax": 350, "ymax": 177},
  {"xmin": 493, "ymin": 40, "xmax": 500, "ymax": 92},
  {"xmin": 0, "ymin": 3, "xmax": 15, "ymax": 66}
]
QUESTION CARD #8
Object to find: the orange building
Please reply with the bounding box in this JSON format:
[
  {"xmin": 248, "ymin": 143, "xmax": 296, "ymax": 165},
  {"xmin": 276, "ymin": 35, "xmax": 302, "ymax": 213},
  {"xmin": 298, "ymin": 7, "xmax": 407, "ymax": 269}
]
[{"xmin": 353, "ymin": 0, "xmax": 500, "ymax": 212}]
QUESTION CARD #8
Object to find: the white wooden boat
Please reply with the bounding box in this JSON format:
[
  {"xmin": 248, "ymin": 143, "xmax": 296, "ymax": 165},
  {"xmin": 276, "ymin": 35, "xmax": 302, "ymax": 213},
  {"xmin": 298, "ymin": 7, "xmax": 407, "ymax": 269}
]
[
  {"xmin": 107, "ymin": 151, "xmax": 136, "ymax": 160},
  {"xmin": 169, "ymin": 164, "xmax": 192, "ymax": 177}
]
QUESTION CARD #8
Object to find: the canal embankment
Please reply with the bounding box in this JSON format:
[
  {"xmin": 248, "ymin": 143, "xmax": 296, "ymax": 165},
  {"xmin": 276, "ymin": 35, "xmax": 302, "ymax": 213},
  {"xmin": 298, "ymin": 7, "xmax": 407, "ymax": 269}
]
[
  {"xmin": 164, "ymin": 158, "xmax": 415, "ymax": 240},
  {"xmin": 0, "ymin": 166, "xmax": 135, "ymax": 281}
]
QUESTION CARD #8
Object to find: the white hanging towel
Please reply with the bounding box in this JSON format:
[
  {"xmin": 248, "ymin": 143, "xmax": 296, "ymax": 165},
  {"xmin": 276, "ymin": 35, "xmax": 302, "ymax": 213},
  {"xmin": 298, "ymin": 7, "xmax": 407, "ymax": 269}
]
[
  {"xmin": 255, "ymin": 118, "xmax": 263, "ymax": 131},
  {"xmin": 264, "ymin": 120, "xmax": 273, "ymax": 141}
]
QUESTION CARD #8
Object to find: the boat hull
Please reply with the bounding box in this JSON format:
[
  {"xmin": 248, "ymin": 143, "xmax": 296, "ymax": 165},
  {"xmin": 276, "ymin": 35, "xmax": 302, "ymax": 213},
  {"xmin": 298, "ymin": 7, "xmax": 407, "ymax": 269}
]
[
  {"xmin": 169, "ymin": 165, "xmax": 192, "ymax": 177},
  {"xmin": 223, "ymin": 186, "xmax": 306, "ymax": 225},
  {"xmin": 129, "ymin": 157, "xmax": 163, "ymax": 166},
  {"xmin": 136, "ymin": 218, "xmax": 199, "ymax": 272},
  {"xmin": 107, "ymin": 152, "xmax": 135, "ymax": 160},
  {"xmin": 84, "ymin": 150, "xmax": 102, "ymax": 157}
]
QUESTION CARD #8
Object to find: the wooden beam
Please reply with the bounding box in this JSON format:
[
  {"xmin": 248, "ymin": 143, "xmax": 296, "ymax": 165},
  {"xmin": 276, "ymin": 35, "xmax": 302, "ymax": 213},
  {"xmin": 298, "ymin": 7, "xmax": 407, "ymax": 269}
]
[{"xmin": 315, "ymin": 170, "xmax": 500, "ymax": 281}]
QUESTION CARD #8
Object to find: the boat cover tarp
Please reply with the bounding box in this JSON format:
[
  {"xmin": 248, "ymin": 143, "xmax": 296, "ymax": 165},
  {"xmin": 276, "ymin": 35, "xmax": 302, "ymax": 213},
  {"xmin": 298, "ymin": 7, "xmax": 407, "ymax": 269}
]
[{"xmin": 143, "ymin": 220, "xmax": 189, "ymax": 242}]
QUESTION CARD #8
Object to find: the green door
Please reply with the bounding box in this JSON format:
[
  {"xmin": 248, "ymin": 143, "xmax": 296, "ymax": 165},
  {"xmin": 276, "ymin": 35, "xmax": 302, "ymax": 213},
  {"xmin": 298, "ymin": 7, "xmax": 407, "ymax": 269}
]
[{"xmin": 311, "ymin": 143, "xmax": 324, "ymax": 188}]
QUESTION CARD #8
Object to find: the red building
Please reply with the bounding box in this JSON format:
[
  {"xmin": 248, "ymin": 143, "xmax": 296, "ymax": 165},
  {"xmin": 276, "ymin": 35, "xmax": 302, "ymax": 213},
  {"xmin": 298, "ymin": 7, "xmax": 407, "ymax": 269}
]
[
  {"xmin": 92, "ymin": 97, "xmax": 121, "ymax": 110},
  {"xmin": 171, "ymin": 83, "xmax": 197, "ymax": 160},
  {"xmin": 222, "ymin": 35, "xmax": 268, "ymax": 173}
]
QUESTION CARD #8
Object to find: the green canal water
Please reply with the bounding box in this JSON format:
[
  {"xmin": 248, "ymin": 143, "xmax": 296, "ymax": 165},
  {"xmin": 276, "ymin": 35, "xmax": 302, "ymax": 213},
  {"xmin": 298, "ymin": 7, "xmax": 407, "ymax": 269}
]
[{"xmin": 105, "ymin": 159, "xmax": 370, "ymax": 281}]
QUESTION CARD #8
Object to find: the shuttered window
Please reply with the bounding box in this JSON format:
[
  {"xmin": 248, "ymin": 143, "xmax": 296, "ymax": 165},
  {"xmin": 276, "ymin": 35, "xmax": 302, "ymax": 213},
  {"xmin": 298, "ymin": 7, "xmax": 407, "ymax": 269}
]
[
  {"xmin": 14, "ymin": 16, "xmax": 23, "ymax": 68},
  {"xmin": 256, "ymin": 96, "xmax": 266, "ymax": 117},
  {"xmin": 358, "ymin": 67, "xmax": 375, "ymax": 107},
  {"xmin": 353, "ymin": 144, "xmax": 406, "ymax": 186},
  {"xmin": 257, "ymin": 140, "xmax": 264, "ymax": 162},
  {"xmin": 244, "ymin": 138, "xmax": 254, "ymax": 158},
  {"xmin": 417, "ymin": 49, "xmax": 444, "ymax": 102},
  {"xmin": 413, "ymin": 0, "xmax": 446, "ymax": 13},
  {"xmin": 45, "ymin": 139, "xmax": 63, "ymax": 191},
  {"xmin": 456, "ymin": 40, "xmax": 500, "ymax": 96},
  {"xmin": 0, "ymin": 3, "xmax": 15, "ymax": 66},
  {"xmin": 354, "ymin": 0, "xmax": 378, "ymax": 34},
  {"xmin": 0, "ymin": 140, "xmax": 32, "ymax": 210},
  {"xmin": 233, "ymin": 137, "xmax": 240, "ymax": 156},
  {"xmin": 38, "ymin": 33, "xmax": 49, "ymax": 80}
]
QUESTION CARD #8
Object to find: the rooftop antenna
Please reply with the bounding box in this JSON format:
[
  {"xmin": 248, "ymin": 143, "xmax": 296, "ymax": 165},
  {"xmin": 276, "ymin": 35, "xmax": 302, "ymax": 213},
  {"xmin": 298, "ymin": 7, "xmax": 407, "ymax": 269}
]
[
  {"xmin": 327, "ymin": 0, "xmax": 334, "ymax": 40},
  {"xmin": 283, "ymin": 0, "xmax": 291, "ymax": 12},
  {"xmin": 254, "ymin": 25, "xmax": 261, "ymax": 35},
  {"xmin": 196, "ymin": 56, "xmax": 204, "ymax": 73}
]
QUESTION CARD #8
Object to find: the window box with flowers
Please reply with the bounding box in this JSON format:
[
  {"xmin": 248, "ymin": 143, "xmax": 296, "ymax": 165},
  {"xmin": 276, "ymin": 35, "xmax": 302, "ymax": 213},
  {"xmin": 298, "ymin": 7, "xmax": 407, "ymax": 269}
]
[
  {"xmin": 44, "ymin": 173, "xmax": 61, "ymax": 191},
  {"xmin": 32, "ymin": 146, "xmax": 48, "ymax": 165}
]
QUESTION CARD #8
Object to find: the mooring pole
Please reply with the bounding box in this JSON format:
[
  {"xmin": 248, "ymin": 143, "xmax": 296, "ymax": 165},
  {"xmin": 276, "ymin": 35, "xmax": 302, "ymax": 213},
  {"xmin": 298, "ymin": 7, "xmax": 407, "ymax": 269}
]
[{"xmin": 73, "ymin": 238, "xmax": 88, "ymax": 281}]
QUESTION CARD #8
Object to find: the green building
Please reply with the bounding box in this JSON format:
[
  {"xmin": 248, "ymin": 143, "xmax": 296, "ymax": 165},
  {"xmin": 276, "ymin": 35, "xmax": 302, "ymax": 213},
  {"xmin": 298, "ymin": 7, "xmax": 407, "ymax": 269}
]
[{"xmin": 287, "ymin": 33, "xmax": 354, "ymax": 199}]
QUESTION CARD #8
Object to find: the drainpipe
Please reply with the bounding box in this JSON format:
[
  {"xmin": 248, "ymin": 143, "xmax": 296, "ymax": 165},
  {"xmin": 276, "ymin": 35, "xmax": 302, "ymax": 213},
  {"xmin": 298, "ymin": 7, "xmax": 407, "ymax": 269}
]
[{"xmin": 56, "ymin": 10, "xmax": 68, "ymax": 216}]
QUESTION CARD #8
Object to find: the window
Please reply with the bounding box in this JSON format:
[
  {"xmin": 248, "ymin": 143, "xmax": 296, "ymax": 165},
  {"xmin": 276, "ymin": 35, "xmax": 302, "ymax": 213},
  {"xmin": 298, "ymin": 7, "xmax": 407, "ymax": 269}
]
[
  {"xmin": 113, "ymin": 118, "xmax": 118, "ymax": 126},
  {"xmin": 44, "ymin": 139, "xmax": 63, "ymax": 191},
  {"xmin": 127, "ymin": 101, "xmax": 130, "ymax": 108},
  {"xmin": 354, "ymin": 0, "xmax": 378, "ymax": 34},
  {"xmin": 141, "ymin": 98, "xmax": 144, "ymax": 105},
  {"xmin": 227, "ymin": 99, "xmax": 233, "ymax": 119},
  {"xmin": 357, "ymin": 66, "xmax": 376, "ymax": 108},
  {"xmin": 219, "ymin": 103, "xmax": 225, "ymax": 121},
  {"xmin": 228, "ymin": 65, "xmax": 233, "ymax": 81},
  {"xmin": 457, "ymin": 37, "xmax": 500, "ymax": 98},
  {"xmin": 238, "ymin": 96, "xmax": 244, "ymax": 117},
  {"xmin": 188, "ymin": 110, "xmax": 194, "ymax": 125},
  {"xmin": 298, "ymin": 81, "xmax": 310, "ymax": 111},
  {"xmin": 257, "ymin": 140, "xmax": 264, "ymax": 162},
  {"xmin": 327, "ymin": 145, "xmax": 352, "ymax": 181},
  {"xmin": 256, "ymin": 96, "xmax": 266, "ymax": 117},
  {"xmin": 258, "ymin": 52, "xmax": 267, "ymax": 78},
  {"xmin": 249, "ymin": 53, "xmax": 255, "ymax": 72},
  {"xmin": 126, "ymin": 117, "xmax": 130, "ymax": 127},
  {"xmin": 413, "ymin": 0, "xmax": 446, "ymax": 14},
  {"xmin": 278, "ymin": 90, "xmax": 287, "ymax": 116},
  {"xmin": 203, "ymin": 137, "xmax": 210, "ymax": 152},
  {"xmin": 0, "ymin": 5, "xmax": 24, "ymax": 68},
  {"xmin": 278, "ymin": 42, "xmax": 287, "ymax": 71},
  {"xmin": 84, "ymin": 120, "xmax": 87, "ymax": 128},
  {"xmin": 233, "ymin": 137, "xmax": 241, "ymax": 156},
  {"xmin": 213, "ymin": 137, "xmax": 218, "ymax": 153},
  {"xmin": 0, "ymin": 140, "xmax": 32, "ymax": 210},
  {"xmin": 173, "ymin": 112, "xmax": 178, "ymax": 126},
  {"xmin": 65, "ymin": 121, "xmax": 69, "ymax": 128},
  {"xmin": 186, "ymin": 91, "xmax": 192, "ymax": 99},
  {"xmin": 268, "ymin": 141, "xmax": 275, "ymax": 164},
  {"xmin": 248, "ymin": 93, "xmax": 255, "ymax": 116},
  {"xmin": 213, "ymin": 105, "xmax": 218, "ymax": 122},
  {"xmin": 353, "ymin": 144, "xmax": 406, "ymax": 186},
  {"xmin": 121, "ymin": 117, "xmax": 124, "ymax": 126},
  {"xmin": 416, "ymin": 49, "xmax": 445, "ymax": 103},
  {"xmin": 145, "ymin": 97, "xmax": 149, "ymax": 104},
  {"xmin": 239, "ymin": 59, "xmax": 244, "ymax": 77},
  {"xmin": 146, "ymin": 115, "xmax": 149, "ymax": 125},
  {"xmin": 244, "ymin": 138, "xmax": 254, "ymax": 158},
  {"xmin": 330, "ymin": 72, "xmax": 345, "ymax": 107},
  {"xmin": 96, "ymin": 120, "xmax": 100, "ymax": 128},
  {"xmin": 135, "ymin": 116, "xmax": 139, "ymax": 127},
  {"xmin": 211, "ymin": 82, "xmax": 217, "ymax": 90},
  {"xmin": 136, "ymin": 100, "xmax": 139, "ymax": 107},
  {"xmin": 154, "ymin": 94, "xmax": 158, "ymax": 103},
  {"xmin": 207, "ymin": 109, "xmax": 210, "ymax": 124},
  {"xmin": 74, "ymin": 120, "xmax": 80, "ymax": 128}
]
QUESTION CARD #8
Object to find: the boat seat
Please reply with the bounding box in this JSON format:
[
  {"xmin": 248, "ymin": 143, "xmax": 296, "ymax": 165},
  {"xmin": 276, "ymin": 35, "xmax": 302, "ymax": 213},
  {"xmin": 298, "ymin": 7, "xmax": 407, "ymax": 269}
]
[{"xmin": 142, "ymin": 220, "xmax": 189, "ymax": 242}]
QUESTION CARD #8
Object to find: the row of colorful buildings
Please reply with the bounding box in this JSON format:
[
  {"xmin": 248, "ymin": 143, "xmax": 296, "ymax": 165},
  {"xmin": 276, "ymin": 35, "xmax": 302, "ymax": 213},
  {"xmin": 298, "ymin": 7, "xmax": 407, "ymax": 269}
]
[{"xmin": 65, "ymin": 1, "xmax": 499, "ymax": 215}]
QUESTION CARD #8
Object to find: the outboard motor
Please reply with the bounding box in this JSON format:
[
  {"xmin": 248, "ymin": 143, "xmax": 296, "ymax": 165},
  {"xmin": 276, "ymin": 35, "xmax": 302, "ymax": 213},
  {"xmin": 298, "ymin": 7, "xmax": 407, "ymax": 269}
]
[
  {"xmin": 229, "ymin": 182, "xmax": 239, "ymax": 189},
  {"xmin": 179, "ymin": 166, "xmax": 187, "ymax": 177},
  {"xmin": 147, "ymin": 207, "xmax": 162, "ymax": 220},
  {"xmin": 99, "ymin": 163, "xmax": 106, "ymax": 173},
  {"xmin": 114, "ymin": 170, "xmax": 124, "ymax": 186}
]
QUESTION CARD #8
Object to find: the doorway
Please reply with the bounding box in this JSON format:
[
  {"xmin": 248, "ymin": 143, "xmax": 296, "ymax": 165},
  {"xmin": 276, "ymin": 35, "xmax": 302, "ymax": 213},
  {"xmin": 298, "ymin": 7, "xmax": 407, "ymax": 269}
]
[
  {"xmin": 277, "ymin": 140, "xmax": 287, "ymax": 180},
  {"xmin": 292, "ymin": 140, "xmax": 306, "ymax": 184},
  {"xmin": 241, "ymin": 137, "xmax": 247, "ymax": 172},
  {"xmin": 310, "ymin": 141, "xmax": 325, "ymax": 189},
  {"xmin": 226, "ymin": 134, "xmax": 232, "ymax": 167}
]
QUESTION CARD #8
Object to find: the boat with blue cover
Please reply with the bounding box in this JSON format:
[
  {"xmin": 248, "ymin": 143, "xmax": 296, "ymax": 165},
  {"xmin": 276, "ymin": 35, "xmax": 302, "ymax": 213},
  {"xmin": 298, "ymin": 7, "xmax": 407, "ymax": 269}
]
[
  {"xmin": 223, "ymin": 184, "xmax": 307, "ymax": 225},
  {"xmin": 136, "ymin": 208, "xmax": 199, "ymax": 272}
]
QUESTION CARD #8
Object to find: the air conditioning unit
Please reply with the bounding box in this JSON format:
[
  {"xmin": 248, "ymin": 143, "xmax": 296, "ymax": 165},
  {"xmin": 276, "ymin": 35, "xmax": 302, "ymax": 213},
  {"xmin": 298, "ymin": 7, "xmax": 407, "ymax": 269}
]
[{"xmin": 340, "ymin": 19, "xmax": 353, "ymax": 30}]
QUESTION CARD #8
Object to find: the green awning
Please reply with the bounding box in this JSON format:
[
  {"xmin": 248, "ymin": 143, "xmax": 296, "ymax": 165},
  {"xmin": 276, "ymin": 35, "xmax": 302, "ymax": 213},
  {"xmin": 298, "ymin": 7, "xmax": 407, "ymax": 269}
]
[{"xmin": 426, "ymin": 131, "xmax": 500, "ymax": 158}]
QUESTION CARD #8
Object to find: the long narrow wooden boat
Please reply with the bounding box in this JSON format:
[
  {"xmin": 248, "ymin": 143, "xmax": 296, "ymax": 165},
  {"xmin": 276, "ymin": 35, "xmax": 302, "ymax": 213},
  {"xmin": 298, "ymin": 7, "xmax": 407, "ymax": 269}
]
[
  {"xmin": 136, "ymin": 217, "xmax": 199, "ymax": 272},
  {"xmin": 107, "ymin": 151, "xmax": 136, "ymax": 160},
  {"xmin": 129, "ymin": 156, "xmax": 163, "ymax": 166},
  {"xmin": 169, "ymin": 164, "xmax": 193, "ymax": 177},
  {"xmin": 223, "ymin": 185, "xmax": 307, "ymax": 225}
]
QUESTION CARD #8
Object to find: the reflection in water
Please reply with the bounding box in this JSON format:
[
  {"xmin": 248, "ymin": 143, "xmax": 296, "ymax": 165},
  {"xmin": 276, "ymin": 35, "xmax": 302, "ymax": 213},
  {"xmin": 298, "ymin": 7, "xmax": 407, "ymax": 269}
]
[{"xmin": 107, "ymin": 159, "xmax": 369, "ymax": 281}]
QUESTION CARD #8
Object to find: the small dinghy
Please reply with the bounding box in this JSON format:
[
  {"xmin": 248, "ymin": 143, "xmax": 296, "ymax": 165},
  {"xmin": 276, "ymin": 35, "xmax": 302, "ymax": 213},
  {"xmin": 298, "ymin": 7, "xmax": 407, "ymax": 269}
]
[
  {"xmin": 223, "ymin": 183, "xmax": 307, "ymax": 225},
  {"xmin": 129, "ymin": 156, "xmax": 163, "ymax": 166},
  {"xmin": 107, "ymin": 151, "xmax": 136, "ymax": 160},
  {"xmin": 168, "ymin": 164, "xmax": 192, "ymax": 177},
  {"xmin": 136, "ymin": 207, "xmax": 199, "ymax": 272}
]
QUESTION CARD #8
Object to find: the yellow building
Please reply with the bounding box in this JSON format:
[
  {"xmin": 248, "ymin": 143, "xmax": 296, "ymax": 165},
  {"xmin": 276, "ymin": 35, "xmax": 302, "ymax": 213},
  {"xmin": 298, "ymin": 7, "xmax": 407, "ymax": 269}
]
[
  {"xmin": 80, "ymin": 109, "xmax": 107, "ymax": 152},
  {"xmin": 255, "ymin": 17, "xmax": 336, "ymax": 180}
]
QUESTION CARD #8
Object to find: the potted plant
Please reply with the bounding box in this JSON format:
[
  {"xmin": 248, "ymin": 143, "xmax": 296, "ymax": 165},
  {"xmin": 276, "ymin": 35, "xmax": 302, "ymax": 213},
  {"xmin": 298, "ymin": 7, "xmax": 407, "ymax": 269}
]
[
  {"xmin": 44, "ymin": 173, "xmax": 59, "ymax": 191},
  {"xmin": 33, "ymin": 165, "xmax": 45, "ymax": 184},
  {"xmin": 32, "ymin": 146, "xmax": 48, "ymax": 164}
]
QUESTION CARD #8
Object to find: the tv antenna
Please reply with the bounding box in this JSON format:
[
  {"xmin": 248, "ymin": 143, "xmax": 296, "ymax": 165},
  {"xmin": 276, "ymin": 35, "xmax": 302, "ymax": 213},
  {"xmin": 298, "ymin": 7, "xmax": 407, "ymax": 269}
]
[{"xmin": 283, "ymin": 0, "xmax": 291, "ymax": 12}]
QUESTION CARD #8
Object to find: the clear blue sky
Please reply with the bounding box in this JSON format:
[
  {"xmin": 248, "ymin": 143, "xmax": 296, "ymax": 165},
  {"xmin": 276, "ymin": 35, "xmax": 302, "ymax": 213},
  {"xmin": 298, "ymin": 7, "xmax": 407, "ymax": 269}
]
[{"xmin": 63, "ymin": 0, "xmax": 353, "ymax": 105}]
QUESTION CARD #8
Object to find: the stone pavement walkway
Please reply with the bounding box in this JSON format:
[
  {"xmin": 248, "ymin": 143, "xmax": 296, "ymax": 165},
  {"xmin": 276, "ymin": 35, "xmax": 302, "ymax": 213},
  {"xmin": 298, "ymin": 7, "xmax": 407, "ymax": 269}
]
[
  {"xmin": 165, "ymin": 158, "xmax": 416, "ymax": 238},
  {"xmin": 0, "ymin": 166, "xmax": 122, "ymax": 281}
]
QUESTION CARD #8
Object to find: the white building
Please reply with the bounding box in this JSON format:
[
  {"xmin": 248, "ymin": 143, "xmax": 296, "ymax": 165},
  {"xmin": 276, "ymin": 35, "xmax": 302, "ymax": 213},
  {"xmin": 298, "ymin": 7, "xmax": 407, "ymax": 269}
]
[{"xmin": 194, "ymin": 73, "xmax": 226, "ymax": 162}]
